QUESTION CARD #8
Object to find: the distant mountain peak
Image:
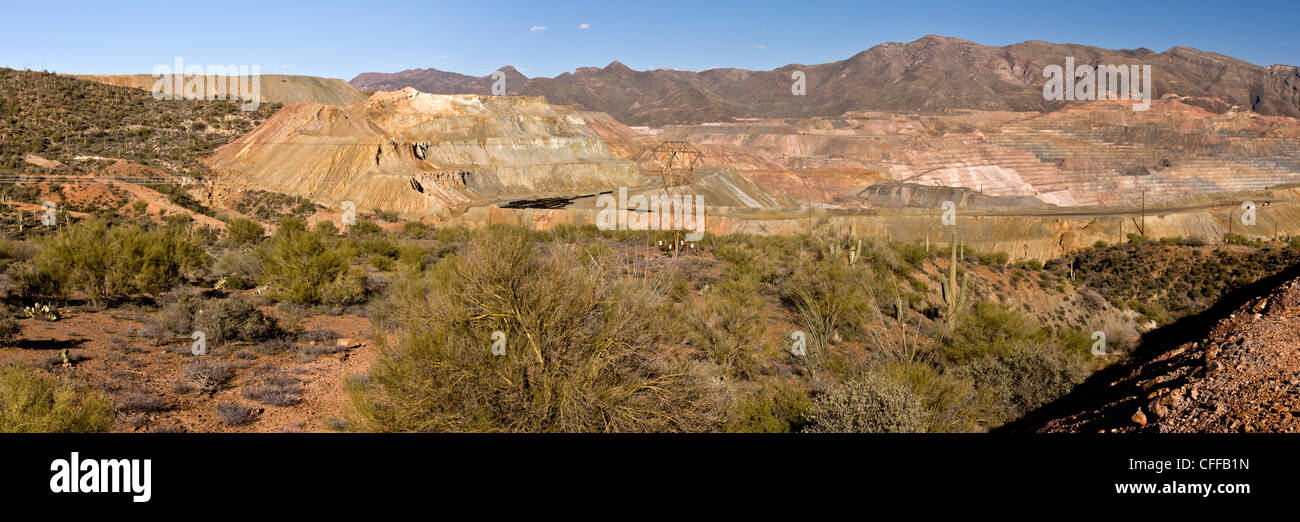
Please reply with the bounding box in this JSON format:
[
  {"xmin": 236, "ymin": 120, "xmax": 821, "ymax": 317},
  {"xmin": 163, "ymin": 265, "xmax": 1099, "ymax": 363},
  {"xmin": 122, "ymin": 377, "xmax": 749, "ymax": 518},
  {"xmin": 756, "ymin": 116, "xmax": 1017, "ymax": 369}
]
[{"xmin": 604, "ymin": 60, "xmax": 633, "ymax": 73}]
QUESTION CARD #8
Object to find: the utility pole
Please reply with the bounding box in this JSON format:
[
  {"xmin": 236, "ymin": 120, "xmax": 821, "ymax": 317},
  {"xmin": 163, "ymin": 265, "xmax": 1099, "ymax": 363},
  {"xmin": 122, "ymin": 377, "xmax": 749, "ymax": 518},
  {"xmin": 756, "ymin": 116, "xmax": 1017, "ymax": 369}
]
[{"xmin": 1139, "ymin": 188, "xmax": 1145, "ymax": 236}]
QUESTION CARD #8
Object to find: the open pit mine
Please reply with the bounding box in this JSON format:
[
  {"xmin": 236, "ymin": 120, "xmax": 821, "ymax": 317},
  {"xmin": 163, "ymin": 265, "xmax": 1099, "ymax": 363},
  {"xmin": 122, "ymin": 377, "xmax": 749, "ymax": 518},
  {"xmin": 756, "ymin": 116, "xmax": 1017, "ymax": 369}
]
[{"xmin": 201, "ymin": 87, "xmax": 1300, "ymax": 262}]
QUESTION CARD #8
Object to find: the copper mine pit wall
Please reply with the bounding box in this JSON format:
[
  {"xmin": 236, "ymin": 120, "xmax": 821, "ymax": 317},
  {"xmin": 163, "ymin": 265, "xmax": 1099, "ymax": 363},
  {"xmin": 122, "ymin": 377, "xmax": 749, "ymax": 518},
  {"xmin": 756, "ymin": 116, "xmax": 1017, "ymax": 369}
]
[{"xmin": 444, "ymin": 194, "xmax": 1300, "ymax": 263}]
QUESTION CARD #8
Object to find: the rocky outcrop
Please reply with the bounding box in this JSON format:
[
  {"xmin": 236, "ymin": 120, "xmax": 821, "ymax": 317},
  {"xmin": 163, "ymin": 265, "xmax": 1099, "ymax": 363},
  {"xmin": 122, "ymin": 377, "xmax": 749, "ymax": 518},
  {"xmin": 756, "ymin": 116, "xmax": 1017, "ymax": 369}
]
[{"xmin": 1030, "ymin": 274, "xmax": 1300, "ymax": 433}]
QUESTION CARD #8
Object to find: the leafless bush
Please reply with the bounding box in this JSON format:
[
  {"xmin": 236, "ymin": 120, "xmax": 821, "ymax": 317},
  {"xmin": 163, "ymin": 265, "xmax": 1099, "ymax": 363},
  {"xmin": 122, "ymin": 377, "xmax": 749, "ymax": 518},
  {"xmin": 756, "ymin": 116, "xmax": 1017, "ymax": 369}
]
[
  {"xmin": 116, "ymin": 391, "xmax": 173, "ymax": 413},
  {"xmin": 242, "ymin": 373, "xmax": 303, "ymax": 406},
  {"xmin": 182, "ymin": 359, "xmax": 233, "ymax": 393},
  {"xmin": 214, "ymin": 401, "xmax": 258, "ymax": 425}
]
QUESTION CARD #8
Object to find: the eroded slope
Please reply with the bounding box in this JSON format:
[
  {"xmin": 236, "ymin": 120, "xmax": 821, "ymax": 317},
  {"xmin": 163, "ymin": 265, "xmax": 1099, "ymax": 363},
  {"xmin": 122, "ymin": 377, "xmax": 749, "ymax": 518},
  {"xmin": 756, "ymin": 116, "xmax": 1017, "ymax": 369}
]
[{"xmin": 205, "ymin": 89, "xmax": 644, "ymax": 218}]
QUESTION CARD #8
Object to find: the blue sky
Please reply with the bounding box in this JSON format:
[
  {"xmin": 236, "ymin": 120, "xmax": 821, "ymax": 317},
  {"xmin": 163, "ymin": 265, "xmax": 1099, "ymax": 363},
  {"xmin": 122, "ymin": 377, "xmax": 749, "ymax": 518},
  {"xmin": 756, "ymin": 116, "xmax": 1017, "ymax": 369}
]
[{"xmin": 2, "ymin": 0, "xmax": 1296, "ymax": 79}]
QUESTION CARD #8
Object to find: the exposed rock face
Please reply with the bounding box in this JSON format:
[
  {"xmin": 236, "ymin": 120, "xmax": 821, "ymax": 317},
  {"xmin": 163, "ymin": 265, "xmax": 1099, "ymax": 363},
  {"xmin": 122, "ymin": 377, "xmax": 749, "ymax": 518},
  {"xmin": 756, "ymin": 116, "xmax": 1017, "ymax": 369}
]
[
  {"xmin": 1030, "ymin": 276, "xmax": 1300, "ymax": 433},
  {"xmin": 350, "ymin": 35, "xmax": 1300, "ymax": 126},
  {"xmin": 204, "ymin": 88, "xmax": 644, "ymax": 218},
  {"xmin": 74, "ymin": 74, "xmax": 367, "ymax": 106}
]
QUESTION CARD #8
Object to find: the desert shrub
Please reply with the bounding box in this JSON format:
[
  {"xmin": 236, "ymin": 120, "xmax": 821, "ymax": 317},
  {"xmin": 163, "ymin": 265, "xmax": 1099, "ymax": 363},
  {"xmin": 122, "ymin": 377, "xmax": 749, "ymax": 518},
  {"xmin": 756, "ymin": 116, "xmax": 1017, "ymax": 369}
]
[
  {"xmin": 0, "ymin": 238, "xmax": 37, "ymax": 272},
  {"xmin": 182, "ymin": 359, "xmax": 233, "ymax": 393},
  {"xmin": 895, "ymin": 242, "xmax": 930, "ymax": 267},
  {"xmin": 313, "ymin": 220, "xmax": 339, "ymax": 236},
  {"xmin": 258, "ymin": 217, "xmax": 366, "ymax": 305},
  {"xmin": 0, "ymin": 365, "xmax": 112, "ymax": 432},
  {"xmin": 958, "ymin": 343, "xmax": 1089, "ymax": 426},
  {"xmin": 242, "ymin": 373, "xmax": 303, "ymax": 406},
  {"xmin": 937, "ymin": 302, "xmax": 1091, "ymax": 427},
  {"xmin": 778, "ymin": 254, "xmax": 882, "ymax": 354},
  {"xmin": 976, "ymin": 251, "xmax": 1009, "ymax": 266},
  {"xmin": 347, "ymin": 226, "xmax": 726, "ymax": 432},
  {"xmin": 224, "ymin": 218, "xmax": 264, "ymax": 246},
  {"xmin": 214, "ymin": 401, "xmax": 258, "ymax": 425},
  {"xmin": 192, "ymin": 296, "xmax": 280, "ymax": 345},
  {"xmin": 723, "ymin": 380, "xmax": 812, "ymax": 433},
  {"xmin": 116, "ymin": 391, "xmax": 173, "ymax": 413},
  {"xmin": 368, "ymin": 254, "xmax": 395, "ymax": 272},
  {"xmin": 686, "ymin": 279, "xmax": 770, "ymax": 377},
  {"xmin": 804, "ymin": 371, "xmax": 928, "ymax": 433},
  {"xmin": 0, "ymin": 306, "xmax": 18, "ymax": 345},
  {"xmin": 883, "ymin": 360, "xmax": 982, "ymax": 432},
  {"xmin": 142, "ymin": 291, "xmax": 203, "ymax": 345},
  {"xmin": 211, "ymin": 248, "xmax": 261, "ymax": 289},
  {"xmin": 28, "ymin": 219, "xmax": 208, "ymax": 302},
  {"xmin": 6, "ymin": 260, "xmax": 66, "ymax": 299},
  {"xmin": 146, "ymin": 294, "xmax": 278, "ymax": 346},
  {"xmin": 1014, "ymin": 259, "xmax": 1044, "ymax": 271},
  {"xmin": 346, "ymin": 220, "xmax": 383, "ymax": 238},
  {"xmin": 400, "ymin": 221, "xmax": 433, "ymax": 239},
  {"xmin": 942, "ymin": 302, "xmax": 1036, "ymax": 363}
]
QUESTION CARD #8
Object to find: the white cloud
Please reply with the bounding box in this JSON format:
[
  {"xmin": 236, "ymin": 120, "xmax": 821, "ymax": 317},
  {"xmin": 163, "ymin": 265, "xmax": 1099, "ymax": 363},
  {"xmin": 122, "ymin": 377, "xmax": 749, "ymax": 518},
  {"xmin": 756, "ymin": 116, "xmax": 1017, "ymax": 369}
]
[
  {"xmin": 754, "ymin": 44, "xmax": 767, "ymax": 49},
  {"xmin": 579, "ymin": 23, "xmax": 590, "ymax": 30},
  {"xmin": 440, "ymin": 54, "xmax": 449, "ymax": 59},
  {"xmin": 280, "ymin": 64, "xmax": 293, "ymax": 71},
  {"xmin": 530, "ymin": 25, "xmax": 548, "ymax": 33}
]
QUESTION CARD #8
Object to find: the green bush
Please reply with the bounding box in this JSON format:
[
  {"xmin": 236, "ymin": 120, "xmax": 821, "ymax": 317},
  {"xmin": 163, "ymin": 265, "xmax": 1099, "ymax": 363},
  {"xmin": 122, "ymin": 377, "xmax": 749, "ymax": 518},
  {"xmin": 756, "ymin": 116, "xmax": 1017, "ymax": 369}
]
[
  {"xmin": 346, "ymin": 226, "xmax": 726, "ymax": 432},
  {"xmin": 224, "ymin": 218, "xmax": 264, "ymax": 246},
  {"xmin": 959, "ymin": 343, "xmax": 1089, "ymax": 426},
  {"xmin": 0, "ymin": 366, "xmax": 113, "ymax": 432},
  {"xmin": 724, "ymin": 380, "xmax": 812, "ymax": 433},
  {"xmin": 938, "ymin": 302, "xmax": 1091, "ymax": 428},
  {"xmin": 400, "ymin": 221, "xmax": 434, "ymax": 239},
  {"xmin": 346, "ymin": 220, "xmax": 383, "ymax": 238},
  {"xmin": 686, "ymin": 279, "xmax": 770, "ymax": 377},
  {"xmin": 258, "ymin": 217, "xmax": 365, "ymax": 305},
  {"xmin": 212, "ymin": 248, "xmax": 261, "ymax": 289},
  {"xmin": 0, "ymin": 307, "xmax": 18, "ymax": 345},
  {"xmin": 26, "ymin": 219, "xmax": 208, "ymax": 302},
  {"xmin": 1014, "ymin": 259, "xmax": 1044, "ymax": 271},
  {"xmin": 976, "ymin": 251, "xmax": 1010, "ymax": 266}
]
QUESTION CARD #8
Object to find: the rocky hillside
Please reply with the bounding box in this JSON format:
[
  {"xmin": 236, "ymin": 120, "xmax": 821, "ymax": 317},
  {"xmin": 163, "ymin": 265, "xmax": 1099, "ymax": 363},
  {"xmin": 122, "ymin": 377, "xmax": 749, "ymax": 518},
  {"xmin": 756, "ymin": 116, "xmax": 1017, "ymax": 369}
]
[
  {"xmin": 1016, "ymin": 265, "xmax": 1300, "ymax": 433},
  {"xmin": 76, "ymin": 74, "xmax": 367, "ymax": 106},
  {"xmin": 0, "ymin": 68, "xmax": 280, "ymax": 176},
  {"xmin": 351, "ymin": 35, "xmax": 1300, "ymax": 126}
]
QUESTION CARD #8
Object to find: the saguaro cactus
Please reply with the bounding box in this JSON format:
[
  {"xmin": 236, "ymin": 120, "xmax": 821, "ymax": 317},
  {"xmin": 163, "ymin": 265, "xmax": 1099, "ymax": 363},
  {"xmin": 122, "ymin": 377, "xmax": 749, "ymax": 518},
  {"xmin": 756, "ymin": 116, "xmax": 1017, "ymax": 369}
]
[{"xmin": 941, "ymin": 232, "xmax": 969, "ymax": 319}]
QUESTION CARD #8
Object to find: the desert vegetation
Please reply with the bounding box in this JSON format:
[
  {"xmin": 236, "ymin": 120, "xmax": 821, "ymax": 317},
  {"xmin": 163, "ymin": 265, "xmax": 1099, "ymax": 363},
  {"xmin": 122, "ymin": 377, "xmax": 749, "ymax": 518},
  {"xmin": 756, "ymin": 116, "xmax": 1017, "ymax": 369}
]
[
  {"xmin": 1, "ymin": 194, "xmax": 1299, "ymax": 433},
  {"xmin": 0, "ymin": 68, "xmax": 279, "ymax": 176}
]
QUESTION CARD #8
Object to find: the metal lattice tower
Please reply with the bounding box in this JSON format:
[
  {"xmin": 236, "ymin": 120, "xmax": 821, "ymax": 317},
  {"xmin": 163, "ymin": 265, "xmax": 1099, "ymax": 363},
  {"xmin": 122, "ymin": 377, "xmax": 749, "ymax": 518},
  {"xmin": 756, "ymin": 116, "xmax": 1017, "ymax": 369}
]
[
  {"xmin": 637, "ymin": 141, "xmax": 704, "ymax": 255},
  {"xmin": 644, "ymin": 141, "xmax": 702, "ymax": 190}
]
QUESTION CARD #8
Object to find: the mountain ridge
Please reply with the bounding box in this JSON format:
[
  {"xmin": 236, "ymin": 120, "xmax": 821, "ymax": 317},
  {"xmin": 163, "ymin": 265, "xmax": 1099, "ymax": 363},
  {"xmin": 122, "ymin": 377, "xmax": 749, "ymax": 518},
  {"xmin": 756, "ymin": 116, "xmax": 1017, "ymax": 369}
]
[{"xmin": 349, "ymin": 35, "xmax": 1300, "ymax": 126}]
